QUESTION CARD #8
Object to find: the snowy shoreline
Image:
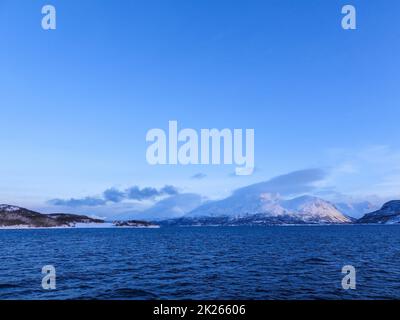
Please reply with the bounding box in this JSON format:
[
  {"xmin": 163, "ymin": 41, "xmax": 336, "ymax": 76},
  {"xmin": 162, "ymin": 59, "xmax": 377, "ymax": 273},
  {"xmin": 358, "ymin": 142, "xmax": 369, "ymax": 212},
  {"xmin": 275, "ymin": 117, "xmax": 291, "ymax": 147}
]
[{"xmin": 0, "ymin": 222, "xmax": 160, "ymax": 230}]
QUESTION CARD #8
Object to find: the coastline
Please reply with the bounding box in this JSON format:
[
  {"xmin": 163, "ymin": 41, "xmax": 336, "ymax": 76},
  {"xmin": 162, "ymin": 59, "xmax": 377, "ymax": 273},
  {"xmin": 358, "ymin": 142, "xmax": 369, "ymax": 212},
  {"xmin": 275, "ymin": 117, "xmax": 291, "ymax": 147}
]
[
  {"xmin": 0, "ymin": 222, "xmax": 160, "ymax": 230},
  {"xmin": 0, "ymin": 223, "xmax": 394, "ymax": 230}
]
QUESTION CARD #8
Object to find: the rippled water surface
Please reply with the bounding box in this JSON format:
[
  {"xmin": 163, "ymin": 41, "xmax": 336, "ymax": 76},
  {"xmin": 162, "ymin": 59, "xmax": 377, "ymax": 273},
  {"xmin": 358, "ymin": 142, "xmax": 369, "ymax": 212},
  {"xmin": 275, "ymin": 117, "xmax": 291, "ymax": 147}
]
[{"xmin": 0, "ymin": 226, "xmax": 399, "ymax": 299}]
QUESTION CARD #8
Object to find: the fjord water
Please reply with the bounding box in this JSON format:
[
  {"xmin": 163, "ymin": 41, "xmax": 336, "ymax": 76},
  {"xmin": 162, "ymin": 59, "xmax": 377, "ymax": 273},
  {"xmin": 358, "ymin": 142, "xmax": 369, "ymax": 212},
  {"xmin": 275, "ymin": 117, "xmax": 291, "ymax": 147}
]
[{"xmin": 0, "ymin": 226, "xmax": 399, "ymax": 300}]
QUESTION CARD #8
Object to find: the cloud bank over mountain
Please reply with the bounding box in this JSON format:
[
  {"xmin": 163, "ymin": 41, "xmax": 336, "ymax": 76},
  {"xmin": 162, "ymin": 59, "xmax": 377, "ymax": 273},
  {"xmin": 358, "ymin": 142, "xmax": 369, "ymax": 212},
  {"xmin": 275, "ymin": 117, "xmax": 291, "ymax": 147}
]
[
  {"xmin": 233, "ymin": 168, "xmax": 327, "ymax": 197},
  {"xmin": 43, "ymin": 168, "xmax": 384, "ymax": 220}
]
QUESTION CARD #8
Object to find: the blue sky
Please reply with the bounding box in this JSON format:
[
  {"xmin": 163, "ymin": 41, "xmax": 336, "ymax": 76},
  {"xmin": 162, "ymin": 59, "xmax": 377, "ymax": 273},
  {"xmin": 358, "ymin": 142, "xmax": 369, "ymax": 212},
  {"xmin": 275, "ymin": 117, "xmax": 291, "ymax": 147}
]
[{"xmin": 0, "ymin": 0, "xmax": 399, "ymax": 217}]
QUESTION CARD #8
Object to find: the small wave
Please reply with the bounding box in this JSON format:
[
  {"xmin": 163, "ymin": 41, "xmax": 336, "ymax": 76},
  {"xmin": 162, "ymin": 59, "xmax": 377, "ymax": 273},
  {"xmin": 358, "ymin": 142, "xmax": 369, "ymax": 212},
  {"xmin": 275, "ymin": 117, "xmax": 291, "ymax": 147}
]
[
  {"xmin": 92, "ymin": 288, "xmax": 159, "ymax": 300},
  {"xmin": 301, "ymin": 257, "xmax": 329, "ymax": 264}
]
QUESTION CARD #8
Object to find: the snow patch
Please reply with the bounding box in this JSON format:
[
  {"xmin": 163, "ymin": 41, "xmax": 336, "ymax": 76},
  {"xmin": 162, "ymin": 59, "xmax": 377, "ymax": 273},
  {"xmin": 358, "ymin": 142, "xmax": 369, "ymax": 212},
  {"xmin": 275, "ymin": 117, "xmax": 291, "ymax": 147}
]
[{"xmin": 0, "ymin": 205, "xmax": 22, "ymax": 212}]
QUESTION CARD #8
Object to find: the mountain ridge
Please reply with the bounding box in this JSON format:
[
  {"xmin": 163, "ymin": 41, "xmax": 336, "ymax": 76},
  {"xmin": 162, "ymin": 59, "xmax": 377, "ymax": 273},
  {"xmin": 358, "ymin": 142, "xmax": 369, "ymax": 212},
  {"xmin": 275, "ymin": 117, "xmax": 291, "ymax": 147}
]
[
  {"xmin": 0, "ymin": 204, "xmax": 157, "ymax": 228},
  {"xmin": 358, "ymin": 200, "xmax": 400, "ymax": 224},
  {"xmin": 184, "ymin": 193, "xmax": 353, "ymax": 225},
  {"xmin": 2, "ymin": 197, "xmax": 398, "ymax": 228}
]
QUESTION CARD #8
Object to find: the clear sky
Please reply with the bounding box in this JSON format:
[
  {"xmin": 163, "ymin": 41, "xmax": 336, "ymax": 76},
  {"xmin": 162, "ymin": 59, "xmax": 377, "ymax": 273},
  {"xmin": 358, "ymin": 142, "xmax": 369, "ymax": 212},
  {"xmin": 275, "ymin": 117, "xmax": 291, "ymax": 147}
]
[{"xmin": 0, "ymin": 0, "xmax": 399, "ymax": 217}]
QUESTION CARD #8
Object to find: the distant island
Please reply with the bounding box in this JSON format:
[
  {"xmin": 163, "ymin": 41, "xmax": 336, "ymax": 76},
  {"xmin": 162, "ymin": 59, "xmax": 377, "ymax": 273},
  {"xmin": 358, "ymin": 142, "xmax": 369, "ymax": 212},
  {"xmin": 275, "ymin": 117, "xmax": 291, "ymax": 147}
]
[{"xmin": 0, "ymin": 204, "xmax": 159, "ymax": 229}]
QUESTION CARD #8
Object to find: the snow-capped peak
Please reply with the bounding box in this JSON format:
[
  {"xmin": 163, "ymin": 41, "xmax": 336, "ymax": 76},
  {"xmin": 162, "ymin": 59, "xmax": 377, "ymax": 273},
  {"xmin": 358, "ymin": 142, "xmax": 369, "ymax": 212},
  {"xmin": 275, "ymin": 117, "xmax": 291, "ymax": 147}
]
[
  {"xmin": 0, "ymin": 204, "xmax": 22, "ymax": 212},
  {"xmin": 281, "ymin": 196, "xmax": 351, "ymax": 223}
]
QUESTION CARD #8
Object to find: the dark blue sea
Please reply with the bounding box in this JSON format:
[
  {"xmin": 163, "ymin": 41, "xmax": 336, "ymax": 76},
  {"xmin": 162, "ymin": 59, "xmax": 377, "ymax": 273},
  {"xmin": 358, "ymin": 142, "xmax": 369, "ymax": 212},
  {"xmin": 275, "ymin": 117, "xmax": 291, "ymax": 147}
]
[{"xmin": 0, "ymin": 225, "xmax": 399, "ymax": 300}]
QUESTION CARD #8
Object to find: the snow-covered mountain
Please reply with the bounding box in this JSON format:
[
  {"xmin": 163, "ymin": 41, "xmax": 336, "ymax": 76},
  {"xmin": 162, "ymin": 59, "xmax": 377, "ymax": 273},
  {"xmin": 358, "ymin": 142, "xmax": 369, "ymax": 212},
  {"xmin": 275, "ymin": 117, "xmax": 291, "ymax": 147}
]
[
  {"xmin": 0, "ymin": 204, "xmax": 62, "ymax": 227},
  {"xmin": 187, "ymin": 192, "xmax": 285, "ymax": 218},
  {"xmin": 0, "ymin": 204, "xmax": 107, "ymax": 227},
  {"xmin": 0, "ymin": 204, "xmax": 159, "ymax": 228},
  {"xmin": 282, "ymin": 196, "xmax": 351, "ymax": 224},
  {"xmin": 358, "ymin": 201, "xmax": 400, "ymax": 224},
  {"xmin": 181, "ymin": 192, "xmax": 352, "ymax": 225}
]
